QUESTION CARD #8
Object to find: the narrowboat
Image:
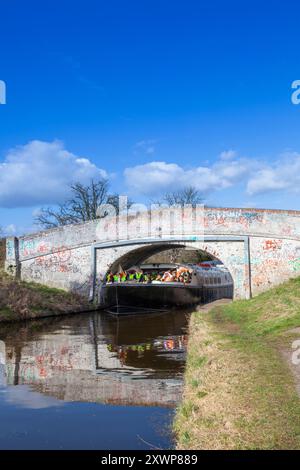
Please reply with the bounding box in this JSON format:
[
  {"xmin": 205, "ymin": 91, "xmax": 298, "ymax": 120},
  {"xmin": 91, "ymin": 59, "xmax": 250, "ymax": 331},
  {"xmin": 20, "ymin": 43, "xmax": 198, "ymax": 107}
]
[{"xmin": 102, "ymin": 262, "xmax": 233, "ymax": 310}]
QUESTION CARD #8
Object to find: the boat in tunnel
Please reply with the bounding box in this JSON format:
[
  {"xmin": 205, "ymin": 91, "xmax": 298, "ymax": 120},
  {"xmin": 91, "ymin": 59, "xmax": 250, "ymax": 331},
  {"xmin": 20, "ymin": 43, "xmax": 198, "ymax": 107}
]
[{"xmin": 101, "ymin": 262, "xmax": 234, "ymax": 310}]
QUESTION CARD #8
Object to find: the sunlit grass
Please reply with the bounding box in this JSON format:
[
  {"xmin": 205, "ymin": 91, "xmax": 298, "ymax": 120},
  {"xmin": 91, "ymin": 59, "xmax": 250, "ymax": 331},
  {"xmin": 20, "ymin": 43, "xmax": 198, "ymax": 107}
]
[{"xmin": 175, "ymin": 277, "xmax": 300, "ymax": 449}]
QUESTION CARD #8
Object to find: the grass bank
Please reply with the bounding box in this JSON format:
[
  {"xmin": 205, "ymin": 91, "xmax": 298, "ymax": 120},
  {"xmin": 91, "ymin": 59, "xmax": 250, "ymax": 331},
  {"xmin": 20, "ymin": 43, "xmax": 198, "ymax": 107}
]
[
  {"xmin": 174, "ymin": 277, "xmax": 300, "ymax": 449},
  {"xmin": 0, "ymin": 271, "xmax": 90, "ymax": 323}
]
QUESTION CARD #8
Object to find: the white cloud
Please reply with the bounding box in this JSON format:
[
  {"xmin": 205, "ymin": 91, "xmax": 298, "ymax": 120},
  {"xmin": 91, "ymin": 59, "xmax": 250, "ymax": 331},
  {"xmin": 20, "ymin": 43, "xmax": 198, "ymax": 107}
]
[
  {"xmin": 247, "ymin": 152, "xmax": 300, "ymax": 195},
  {"xmin": 124, "ymin": 155, "xmax": 252, "ymax": 197},
  {"xmin": 3, "ymin": 141, "xmax": 300, "ymax": 210},
  {"xmin": 219, "ymin": 149, "xmax": 237, "ymax": 160},
  {"xmin": 133, "ymin": 139, "xmax": 157, "ymax": 155},
  {"xmin": 0, "ymin": 140, "xmax": 107, "ymax": 208},
  {"xmin": 3, "ymin": 224, "xmax": 17, "ymax": 235}
]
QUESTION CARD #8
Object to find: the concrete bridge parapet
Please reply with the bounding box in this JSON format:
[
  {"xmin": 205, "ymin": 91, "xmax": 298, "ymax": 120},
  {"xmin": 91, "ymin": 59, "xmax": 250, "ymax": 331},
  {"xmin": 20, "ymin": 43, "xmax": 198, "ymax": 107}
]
[{"xmin": 5, "ymin": 207, "xmax": 300, "ymax": 300}]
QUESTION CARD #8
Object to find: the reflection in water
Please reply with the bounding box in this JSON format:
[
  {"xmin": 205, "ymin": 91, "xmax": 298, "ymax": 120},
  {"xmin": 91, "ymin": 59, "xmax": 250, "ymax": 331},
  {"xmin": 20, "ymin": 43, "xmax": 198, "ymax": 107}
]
[
  {"xmin": 0, "ymin": 310, "xmax": 190, "ymax": 449},
  {"xmin": 1, "ymin": 311, "xmax": 189, "ymax": 408}
]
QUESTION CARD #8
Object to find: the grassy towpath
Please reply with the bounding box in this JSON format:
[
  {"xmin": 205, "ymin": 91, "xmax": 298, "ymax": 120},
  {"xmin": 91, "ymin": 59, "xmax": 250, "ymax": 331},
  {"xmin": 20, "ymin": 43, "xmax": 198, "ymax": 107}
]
[{"xmin": 174, "ymin": 277, "xmax": 300, "ymax": 449}]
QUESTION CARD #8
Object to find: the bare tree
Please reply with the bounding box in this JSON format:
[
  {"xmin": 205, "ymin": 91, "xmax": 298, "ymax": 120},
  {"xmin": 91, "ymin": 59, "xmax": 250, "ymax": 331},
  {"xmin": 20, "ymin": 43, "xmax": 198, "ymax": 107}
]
[
  {"xmin": 35, "ymin": 179, "xmax": 130, "ymax": 229},
  {"xmin": 155, "ymin": 186, "xmax": 203, "ymax": 207}
]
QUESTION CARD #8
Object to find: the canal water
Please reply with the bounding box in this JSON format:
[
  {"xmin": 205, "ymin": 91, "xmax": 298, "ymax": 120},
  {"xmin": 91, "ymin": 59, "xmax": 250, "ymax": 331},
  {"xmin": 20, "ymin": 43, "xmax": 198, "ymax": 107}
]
[{"xmin": 0, "ymin": 309, "xmax": 190, "ymax": 450}]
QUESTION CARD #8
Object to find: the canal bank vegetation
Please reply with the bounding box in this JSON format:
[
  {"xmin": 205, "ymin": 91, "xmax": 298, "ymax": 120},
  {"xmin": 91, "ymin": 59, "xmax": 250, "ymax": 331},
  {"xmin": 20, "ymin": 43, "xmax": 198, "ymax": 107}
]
[
  {"xmin": 175, "ymin": 277, "xmax": 300, "ymax": 449},
  {"xmin": 0, "ymin": 270, "xmax": 89, "ymax": 323}
]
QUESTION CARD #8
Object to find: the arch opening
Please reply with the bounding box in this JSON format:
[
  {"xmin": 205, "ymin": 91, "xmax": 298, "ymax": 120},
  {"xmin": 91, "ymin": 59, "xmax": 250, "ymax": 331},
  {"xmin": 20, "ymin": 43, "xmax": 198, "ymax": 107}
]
[{"xmin": 100, "ymin": 242, "xmax": 234, "ymax": 308}]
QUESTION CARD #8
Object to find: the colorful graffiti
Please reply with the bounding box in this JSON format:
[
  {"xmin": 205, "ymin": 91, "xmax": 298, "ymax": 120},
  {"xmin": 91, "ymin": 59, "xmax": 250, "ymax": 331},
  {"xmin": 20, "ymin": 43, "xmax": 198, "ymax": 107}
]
[
  {"xmin": 289, "ymin": 258, "xmax": 300, "ymax": 272},
  {"xmin": 6, "ymin": 239, "xmax": 14, "ymax": 258},
  {"xmin": 19, "ymin": 239, "xmax": 51, "ymax": 257},
  {"xmin": 8, "ymin": 207, "xmax": 300, "ymax": 299},
  {"xmin": 263, "ymin": 239, "xmax": 283, "ymax": 251},
  {"xmin": 204, "ymin": 210, "xmax": 265, "ymax": 230}
]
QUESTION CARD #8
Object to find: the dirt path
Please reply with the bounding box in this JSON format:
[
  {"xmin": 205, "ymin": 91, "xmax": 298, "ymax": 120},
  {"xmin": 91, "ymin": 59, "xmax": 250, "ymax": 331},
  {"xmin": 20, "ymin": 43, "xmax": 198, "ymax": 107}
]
[{"xmin": 195, "ymin": 298, "xmax": 232, "ymax": 313}]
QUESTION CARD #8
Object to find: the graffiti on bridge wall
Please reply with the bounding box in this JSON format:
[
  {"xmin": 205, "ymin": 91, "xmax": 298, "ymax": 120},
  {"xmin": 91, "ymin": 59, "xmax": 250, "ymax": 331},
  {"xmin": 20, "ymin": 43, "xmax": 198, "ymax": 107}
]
[
  {"xmin": 6, "ymin": 239, "xmax": 14, "ymax": 259},
  {"xmin": 12, "ymin": 208, "xmax": 300, "ymax": 299},
  {"xmin": 288, "ymin": 258, "xmax": 300, "ymax": 272},
  {"xmin": 19, "ymin": 239, "xmax": 51, "ymax": 258},
  {"xmin": 22, "ymin": 245, "xmax": 93, "ymax": 294},
  {"xmin": 34, "ymin": 247, "xmax": 77, "ymax": 272},
  {"xmin": 263, "ymin": 239, "xmax": 283, "ymax": 251},
  {"xmin": 251, "ymin": 239, "xmax": 300, "ymax": 289},
  {"xmin": 24, "ymin": 246, "xmax": 82, "ymax": 277},
  {"xmin": 204, "ymin": 211, "xmax": 265, "ymax": 230}
]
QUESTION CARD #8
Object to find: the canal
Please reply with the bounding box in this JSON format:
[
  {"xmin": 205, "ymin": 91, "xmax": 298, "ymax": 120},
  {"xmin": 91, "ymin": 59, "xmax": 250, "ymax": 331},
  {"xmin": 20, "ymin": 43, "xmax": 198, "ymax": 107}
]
[{"xmin": 0, "ymin": 309, "xmax": 190, "ymax": 450}]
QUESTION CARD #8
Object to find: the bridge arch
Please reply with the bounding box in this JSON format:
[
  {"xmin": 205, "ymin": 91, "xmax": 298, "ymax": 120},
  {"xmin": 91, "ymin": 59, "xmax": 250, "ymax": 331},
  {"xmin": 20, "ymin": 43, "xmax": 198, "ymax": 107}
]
[
  {"xmin": 100, "ymin": 241, "xmax": 235, "ymax": 302},
  {"xmin": 92, "ymin": 237, "xmax": 244, "ymax": 300},
  {"xmin": 108, "ymin": 243, "xmax": 187, "ymax": 273}
]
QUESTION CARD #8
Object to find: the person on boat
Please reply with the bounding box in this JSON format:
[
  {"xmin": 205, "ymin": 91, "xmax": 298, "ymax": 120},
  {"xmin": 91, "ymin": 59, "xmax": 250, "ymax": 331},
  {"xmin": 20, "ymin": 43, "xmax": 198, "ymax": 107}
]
[
  {"xmin": 161, "ymin": 270, "xmax": 173, "ymax": 282},
  {"xmin": 176, "ymin": 266, "xmax": 189, "ymax": 280},
  {"xmin": 106, "ymin": 272, "xmax": 114, "ymax": 283},
  {"xmin": 182, "ymin": 271, "xmax": 190, "ymax": 284},
  {"xmin": 113, "ymin": 273, "xmax": 119, "ymax": 283},
  {"xmin": 155, "ymin": 273, "xmax": 162, "ymax": 282},
  {"xmin": 143, "ymin": 273, "xmax": 151, "ymax": 283},
  {"xmin": 135, "ymin": 271, "xmax": 143, "ymax": 282}
]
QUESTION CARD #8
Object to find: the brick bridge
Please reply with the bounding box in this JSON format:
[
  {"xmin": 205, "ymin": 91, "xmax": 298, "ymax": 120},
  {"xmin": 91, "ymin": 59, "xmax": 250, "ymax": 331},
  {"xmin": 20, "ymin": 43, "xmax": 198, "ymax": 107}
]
[{"xmin": 5, "ymin": 207, "xmax": 300, "ymax": 301}]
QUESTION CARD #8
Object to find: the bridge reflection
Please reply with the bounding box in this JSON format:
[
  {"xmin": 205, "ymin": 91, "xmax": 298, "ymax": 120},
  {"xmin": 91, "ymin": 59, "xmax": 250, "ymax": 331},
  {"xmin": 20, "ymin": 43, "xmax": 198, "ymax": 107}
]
[{"xmin": 0, "ymin": 310, "xmax": 190, "ymax": 408}]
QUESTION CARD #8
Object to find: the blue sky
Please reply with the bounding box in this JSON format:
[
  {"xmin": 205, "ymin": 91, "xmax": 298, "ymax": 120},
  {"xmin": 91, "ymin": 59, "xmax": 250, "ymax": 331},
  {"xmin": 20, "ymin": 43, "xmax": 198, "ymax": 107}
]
[{"xmin": 1, "ymin": 0, "xmax": 300, "ymax": 235}]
